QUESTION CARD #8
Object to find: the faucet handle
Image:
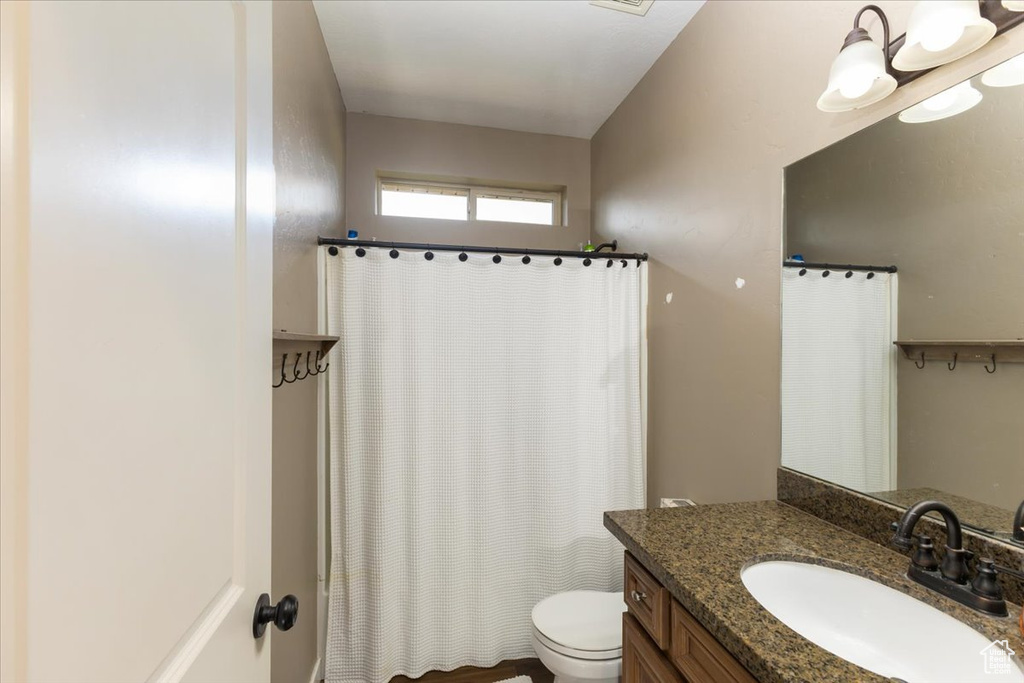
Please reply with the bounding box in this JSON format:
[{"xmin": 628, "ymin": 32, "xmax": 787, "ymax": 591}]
[
  {"xmin": 971, "ymin": 558, "xmax": 1004, "ymax": 600},
  {"xmin": 911, "ymin": 535, "xmax": 940, "ymax": 572}
]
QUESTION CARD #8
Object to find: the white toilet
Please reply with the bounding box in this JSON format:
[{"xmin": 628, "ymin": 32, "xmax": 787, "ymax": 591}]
[{"xmin": 530, "ymin": 590, "xmax": 626, "ymax": 683}]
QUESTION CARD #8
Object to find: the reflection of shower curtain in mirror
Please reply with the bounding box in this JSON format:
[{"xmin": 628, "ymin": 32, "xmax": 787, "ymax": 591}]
[{"xmin": 781, "ymin": 268, "xmax": 897, "ymax": 492}]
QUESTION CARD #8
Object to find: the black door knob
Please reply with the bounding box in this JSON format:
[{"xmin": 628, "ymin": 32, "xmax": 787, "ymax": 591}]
[{"xmin": 252, "ymin": 593, "xmax": 298, "ymax": 639}]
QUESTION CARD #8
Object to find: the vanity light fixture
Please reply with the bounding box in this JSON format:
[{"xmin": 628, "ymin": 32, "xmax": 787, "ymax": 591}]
[
  {"xmin": 892, "ymin": 1, "xmax": 996, "ymax": 71},
  {"xmin": 980, "ymin": 52, "xmax": 1024, "ymax": 86},
  {"xmin": 818, "ymin": 1, "xmax": 1024, "ymax": 113},
  {"xmin": 898, "ymin": 80, "xmax": 983, "ymax": 122},
  {"xmin": 817, "ymin": 5, "xmax": 897, "ymax": 112}
]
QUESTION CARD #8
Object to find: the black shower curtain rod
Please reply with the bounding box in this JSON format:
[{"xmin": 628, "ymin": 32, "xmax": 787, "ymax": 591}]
[
  {"xmin": 318, "ymin": 237, "xmax": 649, "ymax": 262},
  {"xmin": 783, "ymin": 260, "xmax": 897, "ymax": 274}
]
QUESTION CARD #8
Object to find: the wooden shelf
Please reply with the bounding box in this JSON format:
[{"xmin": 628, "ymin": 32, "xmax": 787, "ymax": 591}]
[
  {"xmin": 894, "ymin": 340, "xmax": 1024, "ymax": 364},
  {"xmin": 272, "ymin": 330, "xmax": 338, "ymax": 356}
]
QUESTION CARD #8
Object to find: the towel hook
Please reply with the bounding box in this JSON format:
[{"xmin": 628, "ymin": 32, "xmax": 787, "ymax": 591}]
[
  {"xmin": 305, "ymin": 350, "xmax": 318, "ymax": 377},
  {"xmin": 947, "ymin": 353, "xmax": 957, "ymax": 371},
  {"xmin": 317, "ymin": 350, "xmax": 329, "ymax": 373},
  {"xmin": 272, "ymin": 353, "xmax": 288, "ymax": 388},
  {"xmin": 291, "ymin": 353, "xmax": 308, "ymax": 381},
  {"xmin": 915, "ymin": 352, "xmax": 926, "ymax": 369},
  {"xmin": 985, "ymin": 354, "xmax": 996, "ymax": 374}
]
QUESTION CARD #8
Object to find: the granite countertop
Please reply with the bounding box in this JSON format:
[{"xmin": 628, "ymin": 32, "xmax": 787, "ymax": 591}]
[{"xmin": 604, "ymin": 501, "xmax": 1024, "ymax": 683}]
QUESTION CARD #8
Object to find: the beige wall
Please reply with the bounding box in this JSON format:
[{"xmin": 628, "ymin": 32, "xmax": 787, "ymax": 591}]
[
  {"xmin": 272, "ymin": 2, "xmax": 346, "ymax": 681},
  {"xmin": 786, "ymin": 78, "xmax": 1024, "ymax": 511},
  {"xmin": 590, "ymin": 0, "xmax": 1024, "ymax": 508},
  {"xmin": 346, "ymin": 113, "xmax": 591, "ymax": 249}
]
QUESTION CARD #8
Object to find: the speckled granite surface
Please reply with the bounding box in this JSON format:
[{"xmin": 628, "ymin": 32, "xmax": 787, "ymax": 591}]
[
  {"xmin": 779, "ymin": 468, "xmax": 1024, "ymax": 605},
  {"xmin": 604, "ymin": 502, "xmax": 1024, "ymax": 683}
]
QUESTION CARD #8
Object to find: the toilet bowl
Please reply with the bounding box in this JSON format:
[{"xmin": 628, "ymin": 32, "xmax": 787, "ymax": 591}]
[{"xmin": 530, "ymin": 590, "xmax": 626, "ymax": 683}]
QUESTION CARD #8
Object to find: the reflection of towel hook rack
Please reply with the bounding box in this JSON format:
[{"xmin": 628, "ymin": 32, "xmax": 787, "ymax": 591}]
[
  {"xmin": 915, "ymin": 352, "xmax": 926, "ymax": 369},
  {"xmin": 985, "ymin": 354, "xmax": 996, "ymax": 374},
  {"xmin": 947, "ymin": 353, "xmax": 957, "ymax": 371}
]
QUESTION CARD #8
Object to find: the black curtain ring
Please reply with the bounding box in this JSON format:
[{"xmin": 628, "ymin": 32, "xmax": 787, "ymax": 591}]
[
  {"xmin": 798, "ymin": 268, "xmax": 807, "ymax": 276},
  {"xmin": 947, "ymin": 353, "xmax": 957, "ymax": 371},
  {"xmin": 389, "ymin": 249, "xmax": 399, "ymax": 259},
  {"xmin": 492, "ymin": 254, "xmax": 502, "ymax": 264},
  {"xmin": 867, "ymin": 272, "xmax": 875, "ymax": 279},
  {"xmin": 621, "ymin": 259, "xmax": 627, "ymax": 268},
  {"xmin": 272, "ymin": 353, "xmax": 288, "ymax": 388},
  {"xmin": 458, "ymin": 252, "xmax": 468, "ymax": 262},
  {"xmin": 606, "ymin": 259, "xmax": 613, "ymax": 268},
  {"xmin": 845, "ymin": 271, "xmax": 853, "ymax": 278},
  {"xmin": 553, "ymin": 257, "xmax": 562, "ymax": 266},
  {"xmin": 985, "ymin": 355, "xmax": 996, "ymax": 373},
  {"xmin": 355, "ymin": 247, "xmax": 366, "ymax": 257},
  {"xmin": 583, "ymin": 258, "xmax": 592, "ymax": 267},
  {"xmin": 914, "ymin": 352, "xmax": 926, "ymax": 369},
  {"xmin": 327, "ymin": 246, "xmax": 339, "ymax": 256},
  {"xmin": 522, "ymin": 254, "xmax": 531, "ymax": 264},
  {"xmin": 822, "ymin": 270, "xmax": 831, "ymax": 277}
]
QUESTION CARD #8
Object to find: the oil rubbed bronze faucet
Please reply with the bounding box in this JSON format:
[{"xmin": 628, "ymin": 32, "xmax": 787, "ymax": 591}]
[{"xmin": 890, "ymin": 500, "xmax": 1008, "ymax": 617}]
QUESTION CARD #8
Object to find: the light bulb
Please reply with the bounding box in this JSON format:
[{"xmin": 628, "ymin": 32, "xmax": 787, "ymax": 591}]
[
  {"xmin": 920, "ymin": 21, "xmax": 964, "ymax": 52},
  {"xmin": 922, "ymin": 89, "xmax": 958, "ymax": 111},
  {"xmin": 839, "ymin": 70, "xmax": 875, "ymax": 99}
]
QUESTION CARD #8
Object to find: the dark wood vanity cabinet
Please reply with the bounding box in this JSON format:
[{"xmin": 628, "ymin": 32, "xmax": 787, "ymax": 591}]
[{"xmin": 623, "ymin": 552, "xmax": 757, "ymax": 683}]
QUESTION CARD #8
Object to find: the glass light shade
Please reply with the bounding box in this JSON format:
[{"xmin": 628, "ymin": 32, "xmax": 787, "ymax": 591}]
[
  {"xmin": 893, "ymin": 1, "xmax": 996, "ymax": 71},
  {"xmin": 1002, "ymin": 1, "xmax": 1024, "ymax": 11},
  {"xmin": 818, "ymin": 39, "xmax": 897, "ymax": 112},
  {"xmin": 981, "ymin": 53, "xmax": 1024, "ymax": 87},
  {"xmin": 898, "ymin": 81, "xmax": 982, "ymax": 123}
]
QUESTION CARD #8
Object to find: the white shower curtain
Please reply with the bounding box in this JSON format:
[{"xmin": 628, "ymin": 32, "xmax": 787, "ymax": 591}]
[
  {"xmin": 781, "ymin": 267, "xmax": 897, "ymax": 492},
  {"xmin": 324, "ymin": 247, "xmax": 645, "ymax": 683}
]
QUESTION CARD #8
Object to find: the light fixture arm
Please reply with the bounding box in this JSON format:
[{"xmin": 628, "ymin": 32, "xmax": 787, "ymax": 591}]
[{"xmin": 849, "ymin": 5, "xmax": 894, "ymax": 74}]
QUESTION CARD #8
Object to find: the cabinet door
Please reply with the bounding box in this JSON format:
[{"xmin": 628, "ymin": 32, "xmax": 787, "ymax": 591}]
[{"xmin": 623, "ymin": 613, "xmax": 687, "ymax": 683}]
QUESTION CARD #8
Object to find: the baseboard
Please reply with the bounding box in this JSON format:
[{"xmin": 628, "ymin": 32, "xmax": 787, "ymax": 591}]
[{"xmin": 307, "ymin": 657, "xmax": 322, "ymax": 683}]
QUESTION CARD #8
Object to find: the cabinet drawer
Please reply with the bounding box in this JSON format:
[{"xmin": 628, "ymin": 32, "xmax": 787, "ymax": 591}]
[
  {"xmin": 669, "ymin": 599, "xmax": 757, "ymax": 683},
  {"xmin": 624, "ymin": 552, "xmax": 670, "ymax": 649},
  {"xmin": 623, "ymin": 612, "xmax": 686, "ymax": 683}
]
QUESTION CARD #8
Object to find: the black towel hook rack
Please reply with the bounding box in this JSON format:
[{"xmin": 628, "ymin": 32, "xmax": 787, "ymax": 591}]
[{"xmin": 271, "ymin": 331, "xmax": 339, "ymax": 388}]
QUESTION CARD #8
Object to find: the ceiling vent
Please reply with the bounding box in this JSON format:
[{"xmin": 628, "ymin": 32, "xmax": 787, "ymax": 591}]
[{"xmin": 590, "ymin": 0, "xmax": 654, "ymax": 17}]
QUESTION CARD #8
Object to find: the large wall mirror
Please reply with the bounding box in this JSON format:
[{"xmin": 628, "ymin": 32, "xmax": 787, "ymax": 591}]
[{"xmin": 781, "ymin": 53, "xmax": 1023, "ymax": 544}]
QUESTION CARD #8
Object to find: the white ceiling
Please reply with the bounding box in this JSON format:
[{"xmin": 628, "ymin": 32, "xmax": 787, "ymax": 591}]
[{"xmin": 312, "ymin": 0, "xmax": 704, "ymax": 139}]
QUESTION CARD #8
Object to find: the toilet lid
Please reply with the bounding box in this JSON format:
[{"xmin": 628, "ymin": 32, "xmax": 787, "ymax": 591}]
[{"xmin": 531, "ymin": 591, "xmax": 625, "ymax": 653}]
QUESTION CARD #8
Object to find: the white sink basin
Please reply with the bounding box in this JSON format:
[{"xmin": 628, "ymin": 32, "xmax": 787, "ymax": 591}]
[{"xmin": 741, "ymin": 560, "xmax": 1024, "ymax": 682}]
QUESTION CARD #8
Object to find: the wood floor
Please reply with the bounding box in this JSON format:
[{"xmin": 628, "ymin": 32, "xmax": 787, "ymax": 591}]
[{"xmin": 389, "ymin": 658, "xmax": 554, "ymax": 683}]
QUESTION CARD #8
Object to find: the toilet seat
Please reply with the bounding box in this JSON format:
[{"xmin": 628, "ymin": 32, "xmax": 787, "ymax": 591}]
[{"xmin": 531, "ymin": 591, "xmax": 625, "ymax": 661}]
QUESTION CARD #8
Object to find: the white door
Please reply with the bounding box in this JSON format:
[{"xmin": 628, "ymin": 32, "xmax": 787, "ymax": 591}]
[{"xmin": 0, "ymin": 2, "xmax": 274, "ymax": 682}]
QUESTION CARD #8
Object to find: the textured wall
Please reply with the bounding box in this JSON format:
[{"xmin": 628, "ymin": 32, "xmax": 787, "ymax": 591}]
[
  {"xmin": 272, "ymin": 1, "xmax": 346, "ymax": 680},
  {"xmin": 590, "ymin": 0, "xmax": 1024, "ymax": 508},
  {"xmin": 786, "ymin": 74, "xmax": 1024, "ymax": 511},
  {"xmin": 346, "ymin": 113, "xmax": 591, "ymax": 250}
]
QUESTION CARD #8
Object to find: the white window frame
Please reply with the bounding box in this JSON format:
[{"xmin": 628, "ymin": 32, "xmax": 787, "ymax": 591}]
[{"xmin": 377, "ymin": 177, "xmax": 563, "ymax": 227}]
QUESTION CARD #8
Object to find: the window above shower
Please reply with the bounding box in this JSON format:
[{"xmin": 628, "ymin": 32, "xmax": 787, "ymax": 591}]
[{"xmin": 377, "ymin": 175, "xmax": 563, "ymax": 226}]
